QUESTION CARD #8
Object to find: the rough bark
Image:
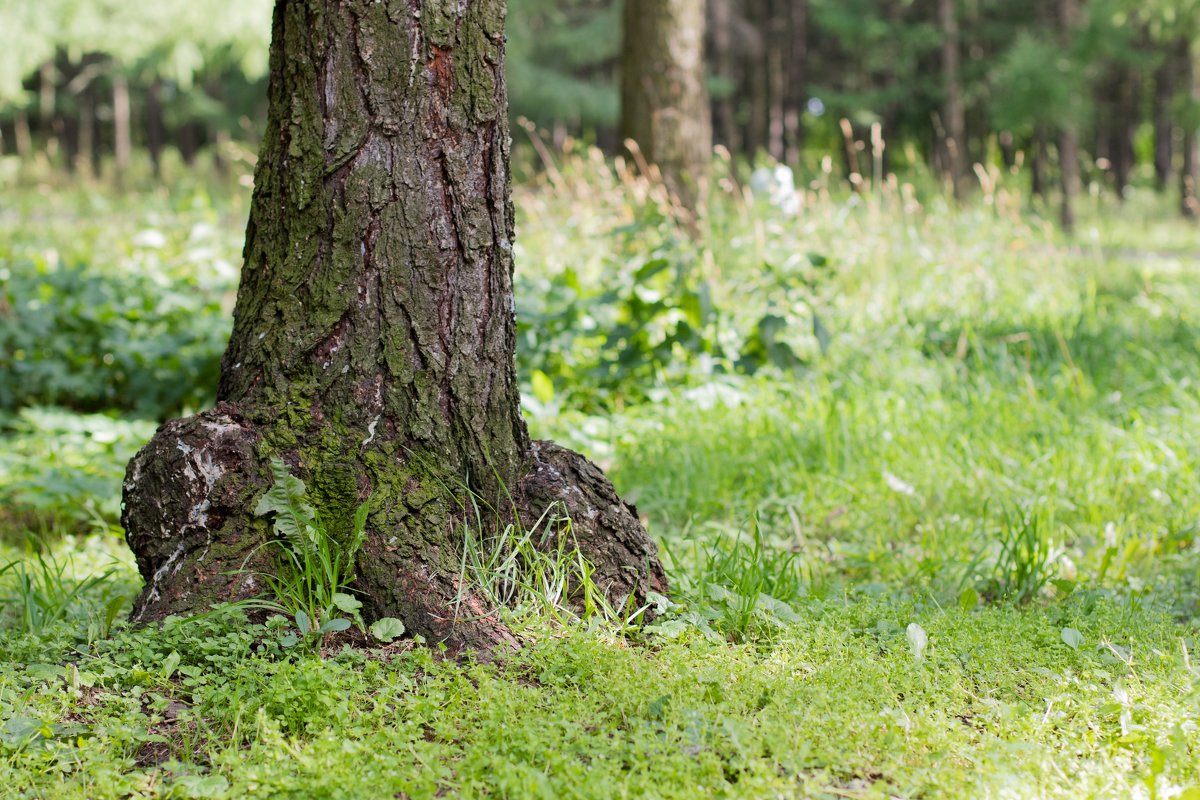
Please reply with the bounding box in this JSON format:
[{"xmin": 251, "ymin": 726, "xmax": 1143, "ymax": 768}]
[
  {"xmin": 620, "ymin": 0, "xmax": 712, "ymax": 212},
  {"xmin": 123, "ymin": 0, "xmax": 666, "ymax": 655}
]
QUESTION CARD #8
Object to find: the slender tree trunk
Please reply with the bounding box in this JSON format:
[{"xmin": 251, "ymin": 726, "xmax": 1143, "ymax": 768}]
[
  {"xmin": 146, "ymin": 79, "xmax": 165, "ymax": 178},
  {"xmin": 766, "ymin": 0, "xmax": 786, "ymax": 161},
  {"xmin": 1154, "ymin": 45, "xmax": 1176, "ymax": 193},
  {"xmin": 1182, "ymin": 38, "xmax": 1199, "ymax": 219},
  {"xmin": 178, "ymin": 121, "xmax": 199, "ymax": 165},
  {"xmin": 743, "ymin": 0, "xmax": 769, "ymax": 158},
  {"xmin": 1058, "ymin": 0, "xmax": 1081, "ymax": 231},
  {"xmin": 709, "ymin": 0, "xmax": 738, "ymax": 152},
  {"xmin": 621, "ymin": 0, "xmax": 712, "ymax": 212},
  {"xmin": 123, "ymin": 0, "xmax": 665, "ymax": 654},
  {"xmin": 783, "ymin": 0, "xmax": 808, "ymax": 165},
  {"xmin": 1106, "ymin": 66, "xmax": 1136, "ymax": 201},
  {"xmin": 13, "ymin": 109, "xmax": 32, "ymax": 159},
  {"xmin": 112, "ymin": 72, "xmax": 131, "ymax": 184},
  {"xmin": 1031, "ymin": 126, "xmax": 1048, "ymax": 200},
  {"xmin": 77, "ymin": 83, "xmax": 95, "ymax": 178},
  {"xmin": 938, "ymin": 0, "xmax": 967, "ymax": 198}
]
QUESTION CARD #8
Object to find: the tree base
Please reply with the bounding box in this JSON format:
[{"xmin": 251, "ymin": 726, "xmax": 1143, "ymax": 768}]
[{"xmin": 122, "ymin": 403, "xmax": 667, "ymax": 654}]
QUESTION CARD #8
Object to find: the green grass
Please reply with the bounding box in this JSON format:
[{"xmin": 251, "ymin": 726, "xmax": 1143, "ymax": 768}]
[{"xmin": 1, "ymin": 151, "xmax": 1199, "ymax": 797}]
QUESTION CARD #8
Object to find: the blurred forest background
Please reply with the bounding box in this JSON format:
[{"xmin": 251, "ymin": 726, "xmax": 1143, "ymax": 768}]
[{"xmin": 2, "ymin": 0, "xmax": 1199, "ymax": 222}]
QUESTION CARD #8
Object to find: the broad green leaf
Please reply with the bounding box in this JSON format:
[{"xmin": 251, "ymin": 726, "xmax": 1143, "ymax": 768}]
[
  {"xmin": 319, "ymin": 618, "xmax": 351, "ymax": 634},
  {"xmin": 294, "ymin": 609, "xmax": 311, "ymax": 635},
  {"xmin": 958, "ymin": 585, "xmax": 979, "ymax": 612},
  {"xmin": 332, "ymin": 593, "xmax": 362, "ymax": 614},
  {"xmin": 369, "ymin": 617, "xmax": 405, "ymax": 642},
  {"xmin": 161, "ymin": 650, "xmax": 181, "ymax": 679},
  {"xmin": 1061, "ymin": 627, "xmax": 1084, "ymax": 650}
]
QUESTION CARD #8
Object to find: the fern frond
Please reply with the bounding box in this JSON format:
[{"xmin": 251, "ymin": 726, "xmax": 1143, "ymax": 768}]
[{"xmin": 253, "ymin": 457, "xmax": 321, "ymax": 556}]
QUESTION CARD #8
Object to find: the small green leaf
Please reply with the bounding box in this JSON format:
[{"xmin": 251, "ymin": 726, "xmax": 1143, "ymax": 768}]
[
  {"xmin": 958, "ymin": 585, "xmax": 979, "ymax": 612},
  {"xmin": 294, "ymin": 610, "xmax": 311, "ymax": 635},
  {"xmin": 1061, "ymin": 627, "xmax": 1084, "ymax": 650},
  {"xmin": 161, "ymin": 650, "xmax": 181, "ymax": 679},
  {"xmin": 1052, "ymin": 579, "xmax": 1076, "ymax": 596},
  {"xmin": 319, "ymin": 618, "xmax": 351, "ymax": 634},
  {"xmin": 26, "ymin": 664, "xmax": 66, "ymax": 681},
  {"xmin": 332, "ymin": 593, "xmax": 362, "ymax": 614},
  {"xmin": 279, "ymin": 633, "xmax": 298, "ymax": 648},
  {"xmin": 171, "ymin": 774, "xmax": 230, "ymax": 799},
  {"xmin": 369, "ymin": 617, "xmax": 406, "ymax": 642}
]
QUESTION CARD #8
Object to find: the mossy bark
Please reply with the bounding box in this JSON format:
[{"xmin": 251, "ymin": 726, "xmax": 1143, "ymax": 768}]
[{"xmin": 123, "ymin": 0, "xmax": 666, "ymax": 655}]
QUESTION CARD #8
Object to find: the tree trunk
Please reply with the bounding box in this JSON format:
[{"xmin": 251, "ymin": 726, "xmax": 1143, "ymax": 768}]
[
  {"xmin": 620, "ymin": 0, "xmax": 711, "ymax": 212},
  {"xmin": 13, "ymin": 109, "xmax": 32, "ymax": 159},
  {"xmin": 766, "ymin": 0, "xmax": 787, "ymax": 161},
  {"xmin": 938, "ymin": 0, "xmax": 967, "ymax": 198},
  {"xmin": 77, "ymin": 83, "xmax": 95, "ymax": 178},
  {"xmin": 146, "ymin": 79, "xmax": 165, "ymax": 178},
  {"xmin": 1106, "ymin": 65, "xmax": 1136, "ymax": 201},
  {"xmin": 783, "ymin": 0, "xmax": 808, "ymax": 165},
  {"xmin": 122, "ymin": 0, "xmax": 666, "ymax": 655},
  {"xmin": 709, "ymin": 0, "xmax": 738, "ymax": 152},
  {"xmin": 746, "ymin": 1, "xmax": 770, "ymax": 160},
  {"xmin": 112, "ymin": 71, "xmax": 132, "ymax": 184},
  {"xmin": 1182, "ymin": 38, "xmax": 1199, "ymax": 219},
  {"xmin": 1058, "ymin": 0, "xmax": 1081, "ymax": 232},
  {"xmin": 1031, "ymin": 126, "xmax": 1048, "ymax": 200},
  {"xmin": 1154, "ymin": 44, "xmax": 1176, "ymax": 193}
]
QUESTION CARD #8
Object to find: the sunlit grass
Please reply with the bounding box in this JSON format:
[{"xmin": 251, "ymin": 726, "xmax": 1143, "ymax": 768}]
[{"xmin": 1, "ymin": 150, "xmax": 1199, "ymax": 797}]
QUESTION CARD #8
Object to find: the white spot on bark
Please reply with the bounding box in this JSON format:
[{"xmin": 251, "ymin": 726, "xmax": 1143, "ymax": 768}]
[{"xmin": 362, "ymin": 416, "xmax": 380, "ymax": 446}]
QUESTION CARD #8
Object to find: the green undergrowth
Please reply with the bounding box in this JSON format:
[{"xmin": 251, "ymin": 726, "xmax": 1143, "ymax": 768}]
[
  {"xmin": 2, "ymin": 153, "xmax": 1200, "ymax": 797},
  {"xmin": 1, "ymin": 596, "xmax": 1197, "ymax": 799}
]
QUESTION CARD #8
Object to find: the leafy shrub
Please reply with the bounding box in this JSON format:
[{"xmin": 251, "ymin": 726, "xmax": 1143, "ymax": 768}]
[
  {"xmin": 0, "ymin": 256, "xmax": 229, "ymax": 417},
  {"xmin": 0, "ymin": 407, "xmax": 156, "ymax": 527},
  {"xmin": 515, "ymin": 190, "xmax": 829, "ymax": 412}
]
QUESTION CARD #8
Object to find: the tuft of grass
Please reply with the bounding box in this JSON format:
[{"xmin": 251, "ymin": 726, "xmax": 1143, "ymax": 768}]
[
  {"xmin": 0, "ymin": 541, "xmax": 129, "ymax": 639},
  {"xmin": 454, "ymin": 492, "xmax": 640, "ymax": 633},
  {"xmin": 661, "ymin": 517, "xmax": 810, "ymax": 641}
]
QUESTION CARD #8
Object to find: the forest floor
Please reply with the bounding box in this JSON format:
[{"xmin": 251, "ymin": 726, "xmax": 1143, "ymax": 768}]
[{"xmin": 2, "ymin": 153, "xmax": 1200, "ymax": 798}]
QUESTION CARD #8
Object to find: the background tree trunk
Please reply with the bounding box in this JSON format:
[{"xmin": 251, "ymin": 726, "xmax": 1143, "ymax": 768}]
[
  {"xmin": 938, "ymin": 0, "xmax": 967, "ymax": 198},
  {"xmin": 1154, "ymin": 46, "xmax": 1176, "ymax": 193},
  {"xmin": 1058, "ymin": 0, "xmax": 1081, "ymax": 232},
  {"xmin": 709, "ymin": 0, "xmax": 738, "ymax": 152},
  {"xmin": 123, "ymin": 0, "xmax": 665, "ymax": 655},
  {"xmin": 1182, "ymin": 38, "xmax": 1199, "ymax": 219},
  {"xmin": 620, "ymin": 0, "xmax": 712, "ymax": 212},
  {"xmin": 783, "ymin": 0, "xmax": 808, "ymax": 165},
  {"xmin": 112, "ymin": 72, "xmax": 131, "ymax": 184}
]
